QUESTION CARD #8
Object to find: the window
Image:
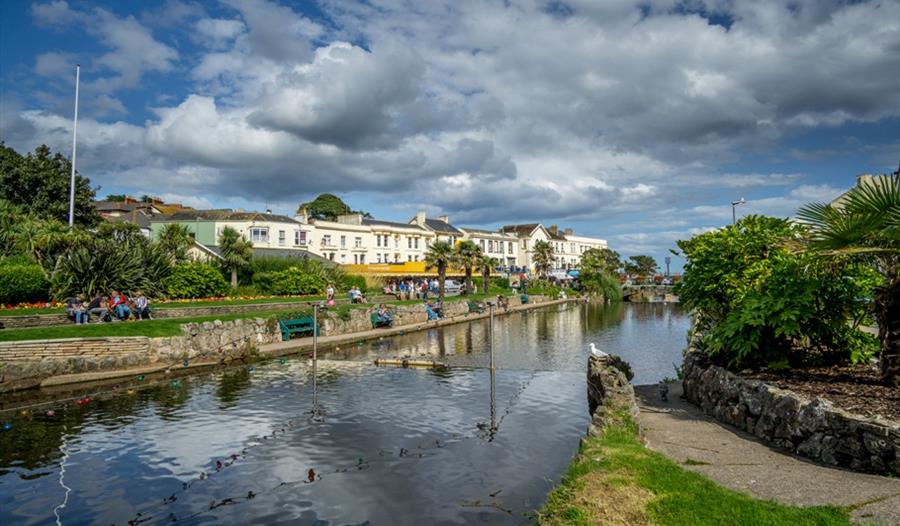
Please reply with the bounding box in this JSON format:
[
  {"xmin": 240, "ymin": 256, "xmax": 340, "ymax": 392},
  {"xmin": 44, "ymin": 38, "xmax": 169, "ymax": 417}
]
[
  {"xmin": 359, "ymin": 254, "xmax": 365, "ymax": 263},
  {"xmin": 376, "ymin": 234, "xmax": 382, "ymax": 247},
  {"xmin": 278, "ymin": 230, "xmax": 286, "ymax": 246},
  {"xmin": 414, "ymin": 238, "xmax": 419, "ymax": 249},
  {"xmin": 508, "ymin": 242, "xmax": 513, "ymax": 254},
  {"xmin": 407, "ymin": 254, "xmax": 412, "ymax": 262},
  {"xmin": 323, "ymin": 234, "xmax": 332, "ymax": 246},
  {"xmin": 355, "ymin": 237, "xmax": 362, "ymax": 248},
  {"xmin": 340, "ymin": 254, "xmax": 346, "ymax": 262},
  {"xmin": 328, "ymin": 253, "xmax": 334, "ymax": 261},
  {"xmin": 408, "ymin": 237, "xmax": 412, "ymax": 249},
  {"xmin": 294, "ymin": 230, "xmax": 307, "ymax": 245},
  {"xmin": 340, "ymin": 235, "xmax": 346, "ymax": 249},
  {"xmin": 250, "ymin": 227, "xmax": 268, "ymax": 243},
  {"xmin": 571, "ymin": 242, "xmax": 575, "ymax": 253},
  {"xmin": 353, "ymin": 254, "xmax": 358, "ymax": 264},
  {"xmin": 394, "ymin": 236, "xmax": 399, "ymax": 248},
  {"xmin": 488, "ymin": 240, "xmax": 494, "ymax": 253},
  {"xmin": 377, "ymin": 253, "xmax": 382, "ymax": 263}
]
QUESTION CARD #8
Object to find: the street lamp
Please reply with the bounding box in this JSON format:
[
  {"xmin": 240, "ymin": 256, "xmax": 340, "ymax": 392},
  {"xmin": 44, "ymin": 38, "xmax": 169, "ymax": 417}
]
[{"xmin": 731, "ymin": 197, "xmax": 746, "ymax": 225}]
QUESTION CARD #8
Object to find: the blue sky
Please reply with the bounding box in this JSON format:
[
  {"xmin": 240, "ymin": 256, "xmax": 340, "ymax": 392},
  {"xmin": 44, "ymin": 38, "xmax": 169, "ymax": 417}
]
[{"xmin": 1, "ymin": 0, "xmax": 898, "ymax": 271}]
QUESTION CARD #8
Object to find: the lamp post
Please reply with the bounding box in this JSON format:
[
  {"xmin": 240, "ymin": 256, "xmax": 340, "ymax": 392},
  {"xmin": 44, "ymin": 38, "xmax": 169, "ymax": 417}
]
[
  {"xmin": 731, "ymin": 198, "xmax": 746, "ymax": 225},
  {"xmin": 67, "ymin": 64, "xmax": 80, "ymax": 228}
]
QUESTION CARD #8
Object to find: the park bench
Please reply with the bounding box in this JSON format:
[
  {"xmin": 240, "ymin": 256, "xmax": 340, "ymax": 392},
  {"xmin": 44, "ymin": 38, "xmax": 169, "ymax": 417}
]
[
  {"xmin": 520, "ymin": 294, "xmax": 529, "ymax": 304},
  {"xmin": 278, "ymin": 317, "xmax": 319, "ymax": 341},
  {"xmin": 467, "ymin": 301, "xmax": 484, "ymax": 314},
  {"xmin": 370, "ymin": 309, "xmax": 395, "ymax": 329}
]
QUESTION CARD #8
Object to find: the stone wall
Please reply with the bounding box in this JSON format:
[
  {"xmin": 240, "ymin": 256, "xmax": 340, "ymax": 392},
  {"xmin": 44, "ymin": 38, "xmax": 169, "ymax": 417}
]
[
  {"xmin": 586, "ymin": 354, "xmax": 640, "ymax": 438},
  {"xmin": 682, "ymin": 350, "xmax": 900, "ymax": 475}
]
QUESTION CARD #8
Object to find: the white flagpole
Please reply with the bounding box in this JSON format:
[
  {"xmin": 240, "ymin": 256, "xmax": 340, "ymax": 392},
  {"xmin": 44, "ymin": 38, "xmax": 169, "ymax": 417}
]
[{"xmin": 68, "ymin": 64, "xmax": 80, "ymax": 228}]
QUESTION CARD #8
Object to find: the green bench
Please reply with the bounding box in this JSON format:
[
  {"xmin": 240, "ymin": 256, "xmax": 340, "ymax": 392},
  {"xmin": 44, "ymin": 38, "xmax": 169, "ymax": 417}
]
[
  {"xmin": 520, "ymin": 294, "xmax": 529, "ymax": 304},
  {"xmin": 370, "ymin": 310, "xmax": 395, "ymax": 328},
  {"xmin": 278, "ymin": 317, "xmax": 319, "ymax": 341},
  {"xmin": 467, "ymin": 300, "xmax": 485, "ymax": 313}
]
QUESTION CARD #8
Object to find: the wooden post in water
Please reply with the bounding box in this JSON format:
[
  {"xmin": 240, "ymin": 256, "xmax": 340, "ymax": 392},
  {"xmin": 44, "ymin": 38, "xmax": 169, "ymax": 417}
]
[
  {"xmin": 312, "ymin": 303, "xmax": 318, "ymax": 415},
  {"xmin": 489, "ymin": 303, "xmax": 496, "ymax": 435}
]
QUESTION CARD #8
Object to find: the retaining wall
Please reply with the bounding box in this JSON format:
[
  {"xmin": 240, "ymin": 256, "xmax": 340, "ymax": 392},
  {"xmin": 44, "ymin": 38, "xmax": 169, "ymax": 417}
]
[
  {"xmin": 682, "ymin": 349, "xmax": 900, "ymax": 475},
  {"xmin": 586, "ymin": 354, "xmax": 640, "ymax": 438}
]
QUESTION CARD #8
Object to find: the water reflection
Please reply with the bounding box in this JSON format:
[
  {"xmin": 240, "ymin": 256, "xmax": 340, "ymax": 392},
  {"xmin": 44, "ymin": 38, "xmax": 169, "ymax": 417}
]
[{"xmin": 0, "ymin": 303, "xmax": 688, "ymax": 525}]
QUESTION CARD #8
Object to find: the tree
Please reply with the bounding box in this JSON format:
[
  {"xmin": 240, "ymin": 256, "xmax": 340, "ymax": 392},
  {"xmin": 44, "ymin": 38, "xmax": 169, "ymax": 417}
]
[
  {"xmin": 158, "ymin": 223, "xmax": 194, "ymax": 264},
  {"xmin": 0, "ymin": 143, "xmax": 99, "ymax": 227},
  {"xmin": 624, "ymin": 255, "xmax": 658, "ymax": 279},
  {"xmin": 424, "ymin": 240, "xmax": 454, "ymax": 302},
  {"xmin": 797, "ymin": 174, "xmax": 900, "ymax": 385},
  {"xmin": 218, "ymin": 227, "xmax": 253, "ymax": 289},
  {"xmin": 477, "ymin": 255, "xmax": 499, "ymax": 294},
  {"xmin": 580, "ymin": 248, "xmax": 622, "ymax": 301},
  {"xmin": 453, "ymin": 240, "xmax": 481, "ymax": 295},
  {"xmin": 581, "ymin": 247, "xmax": 621, "ymax": 274},
  {"xmin": 296, "ymin": 193, "xmax": 370, "ymax": 221},
  {"xmin": 532, "ymin": 240, "xmax": 554, "ymax": 278},
  {"xmin": 105, "ymin": 194, "xmax": 127, "ymax": 202}
]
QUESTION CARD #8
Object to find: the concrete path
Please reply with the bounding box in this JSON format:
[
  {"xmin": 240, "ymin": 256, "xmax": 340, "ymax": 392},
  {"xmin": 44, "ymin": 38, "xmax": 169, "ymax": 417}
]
[{"xmin": 635, "ymin": 383, "xmax": 900, "ymax": 526}]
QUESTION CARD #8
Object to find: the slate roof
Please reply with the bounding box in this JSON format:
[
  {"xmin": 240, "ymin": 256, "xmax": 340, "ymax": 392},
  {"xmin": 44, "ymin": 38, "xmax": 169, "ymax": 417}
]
[
  {"xmin": 105, "ymin": 209, "xmax": 152, "ymax": 229},
  {"xmin": 202, "ymin": 245, "xmax": 335, "ymax": 265},
  {"xmin": 499, "ymin": 223, "xmax": 541, "ymax": 237},
  {"xmin": 362, "ymin": 218, "xmax": 428, "ymax": 230},
  {"xmin": 160, "ymin": 210, "xmax": 300, "ymax": 224},
  {"xmin": 423, "ymin": 218, "xmax": 463, "ymax": 234}
]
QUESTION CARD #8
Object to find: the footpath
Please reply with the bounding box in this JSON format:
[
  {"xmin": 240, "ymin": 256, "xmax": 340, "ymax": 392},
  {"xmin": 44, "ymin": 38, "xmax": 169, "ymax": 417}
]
[{"xmin": 635, "ymin": 383, "xmax": 900, "ymax": 525}]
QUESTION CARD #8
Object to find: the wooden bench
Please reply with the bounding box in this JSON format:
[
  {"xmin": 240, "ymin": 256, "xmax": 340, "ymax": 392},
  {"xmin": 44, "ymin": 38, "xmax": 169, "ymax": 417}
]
[
  {"xmin": 278, "ymin": 317, "xmax": 319, "ymax": 341},
  {"xmin": 467, "ymin": 301, "xmax": 484, "ymax": 313},
  {"xmin": 370, "ymin": 310, "xmax": 395, "ymax": 329}
]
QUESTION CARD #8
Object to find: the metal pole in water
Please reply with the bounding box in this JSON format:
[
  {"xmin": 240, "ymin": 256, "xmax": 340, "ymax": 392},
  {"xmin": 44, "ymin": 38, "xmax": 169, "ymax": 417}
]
[
  {"xmin": 312, "ymin": 304, "xmax": 318, "ymax": 414},
  {"xmin": 489, "ymin": 303, "xmax": 496, "ymax": 434}
]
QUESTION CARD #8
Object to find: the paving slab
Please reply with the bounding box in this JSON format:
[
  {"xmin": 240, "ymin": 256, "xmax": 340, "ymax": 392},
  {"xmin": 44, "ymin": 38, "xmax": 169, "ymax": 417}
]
[{"xmin": 635, "ymin": 383, "xmax": 900, "ymax": 525}]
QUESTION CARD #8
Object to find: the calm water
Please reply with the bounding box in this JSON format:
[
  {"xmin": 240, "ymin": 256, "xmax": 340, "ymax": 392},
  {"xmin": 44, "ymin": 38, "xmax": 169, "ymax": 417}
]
[{"xmin": 0, "ymin": 303, "xmax": 688, "ymax": 526}]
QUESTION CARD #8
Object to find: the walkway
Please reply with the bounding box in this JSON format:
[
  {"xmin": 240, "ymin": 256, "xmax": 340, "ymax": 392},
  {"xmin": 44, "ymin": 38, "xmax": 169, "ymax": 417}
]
[{"xmin": 635, "ymin": 383, "xmax": 900, "ymax": 525}]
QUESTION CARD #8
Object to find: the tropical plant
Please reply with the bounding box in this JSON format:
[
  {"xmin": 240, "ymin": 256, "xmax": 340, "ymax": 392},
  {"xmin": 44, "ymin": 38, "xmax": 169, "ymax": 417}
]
[
  {"xmin": 478, "ymin": 255, "xmax": 499, "ymax": 294},
  {"xmin": 532, "ymin": 240, "xmax": 555, "ymax": 278},
  {"xmin": 165, "ymin": 263, "xmax": 229, "ymax": 299},
  {"xmin": 453, "ymin": 240, "xmax": 481, "ymax": 294},
  {"xmin": 157, "ymin": 223, "xmax": 194, "ymax": 264},
  {"xmin": 676, "ymin": 215, "xmax": 875, "ymax": 369},
  {"xmin": 0, "ymin": 260, "xmax": 49, "ymax": 304},
  {"xmin": 424, "ymin": 240, "xmax": 454, "ymax": 302},
  {"xmin": 797, "ymin": 174, "xmax": 900, "ymax": 385},
  {"xmin": 218, "ymin": 226, "xmax": 253, "ymax": 289}
]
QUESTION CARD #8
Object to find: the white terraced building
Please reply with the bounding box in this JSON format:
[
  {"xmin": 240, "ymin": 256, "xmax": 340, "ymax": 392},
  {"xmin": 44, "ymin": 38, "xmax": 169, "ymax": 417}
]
[{"xmin": 150, "ymin": 209, "xmax": 606, "ymax": 273}]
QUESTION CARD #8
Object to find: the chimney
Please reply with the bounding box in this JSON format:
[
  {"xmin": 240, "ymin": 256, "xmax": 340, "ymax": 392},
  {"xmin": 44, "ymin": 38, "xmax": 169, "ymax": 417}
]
[
  {"xmin": 266, "ymin": 209, "xmax": 273, "ymax": 214},
  {"xmin": 295, "ymin": 207, "xmax": 309, "ymax": 224},
  {"xmin": 548, "ymin": 224, "xmax": 558, "ymax": 235},
  {"xmin": 564, "ymin": 228, "xmax": 573, "ymax": 236},
  {"xmin": 415, "ymin": 211, "xmax": 426, "ymax": 226},
  {"xmin": 337, "ymin": 213, "xmax": 362, "ymax": 225},
  {"xmin": 437, "ymin": 215, "xmax": 449, "ymax": 223}
]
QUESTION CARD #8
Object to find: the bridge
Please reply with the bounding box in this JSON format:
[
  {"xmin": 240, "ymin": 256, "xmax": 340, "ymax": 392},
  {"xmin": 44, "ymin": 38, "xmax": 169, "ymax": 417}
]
[{"xmin": 622, "ymin": 284, "xmax": 679, "ymax": 303}]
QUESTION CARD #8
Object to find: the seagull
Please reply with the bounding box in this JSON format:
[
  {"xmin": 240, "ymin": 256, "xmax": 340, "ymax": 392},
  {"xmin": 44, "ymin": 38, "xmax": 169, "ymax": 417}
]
[{"xmin": 589, "ymin": 343, "xmax": 609, "ymax": 358}]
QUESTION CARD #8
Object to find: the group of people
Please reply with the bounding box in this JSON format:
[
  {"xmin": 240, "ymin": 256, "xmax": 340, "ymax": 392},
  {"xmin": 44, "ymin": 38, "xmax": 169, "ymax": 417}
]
[
  {"xmin": 65, "ymin": 291, "xmax": 152, "ymax": 324},
  {"xmin": 384, "ymin": 279, "xmax": 440, "ymax": 300}
]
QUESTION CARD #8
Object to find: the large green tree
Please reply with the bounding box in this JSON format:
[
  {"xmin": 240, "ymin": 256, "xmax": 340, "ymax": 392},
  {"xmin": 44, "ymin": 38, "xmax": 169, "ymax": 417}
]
[
  {"xmin": 424, "ymin": 240, "xmax": 454, "ymax": 302},
  {"xmin": 297, "ymin": 193, "xmax": 370, "ymax": 221},
  {"xmin": 453, "ymin": 240, "xmax": 481, "ymax": 294},
  {"xmin": 0, "ymin": 143, "xmax": 99, "ymax": 227},
  {"xmin": 580, "ymin": 248, "xmax": 622, "ymax": 301},
  {"xmin": 581, "ymin": 247, "xmax": 622, "ymax": 274},
  {"xmin": 219, "ymin": 227, "xmax": 253, "ymax": 289},
  {"xmin": 624, "ymin": 255, "xmax": 658, "ymax": 279},
  {"xmin": 532, "ymin": 240, "xmax": 555, "ymax": 278},
  {"xmin": 478, "ymin": 254, "xmax": 499, "ymax": 294},
  {"xmin": 797, "ymin": 174, "xmax": 900, "ymax": 385}
]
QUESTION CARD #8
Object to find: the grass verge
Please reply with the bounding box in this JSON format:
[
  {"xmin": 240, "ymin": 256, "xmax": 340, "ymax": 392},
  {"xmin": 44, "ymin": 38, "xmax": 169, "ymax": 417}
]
[{"xmin": 536, "ymin": 410, "xmax": 852, "ymax": 526}]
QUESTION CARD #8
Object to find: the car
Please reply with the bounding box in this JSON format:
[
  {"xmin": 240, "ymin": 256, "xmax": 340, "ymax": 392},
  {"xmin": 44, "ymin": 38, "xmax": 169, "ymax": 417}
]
[{"xmin": 443, "ymin": 279, "xmax": 463, "ymax": 295}]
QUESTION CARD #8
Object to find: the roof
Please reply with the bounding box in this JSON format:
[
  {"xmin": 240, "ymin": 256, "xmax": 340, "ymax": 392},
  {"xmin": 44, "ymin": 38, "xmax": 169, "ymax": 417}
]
[
  {"xmin": 423, "ymin": 218, "xmax": 462, "ymax": 234},
  {"xmin": 158, "ymin": 210, "xmax": 300, "ymax": 224},
  {"xmin": 499, "ymin": 223, "xmax": 541, "ymax": 236},
  {"xmin": 460, "ymin": 227, "xmax": 515, "ymax": 238},
  {"xmin": 95, "ymin": 200, "xmax": 157, "ymax": 213},
  {"xmin": 105, "ymin": 209, "xmax": 152, "ymax": 229},
  {"xmin": 548, "ymin": 231, "xmax": 567, "ymax": 241},
  {"xmin": 362, "ymin": 218, "xmax": 428, "ymax": 230},
  {"xmin": 202, "ymin": 245, "xmax": 335, "ymax": 266}
]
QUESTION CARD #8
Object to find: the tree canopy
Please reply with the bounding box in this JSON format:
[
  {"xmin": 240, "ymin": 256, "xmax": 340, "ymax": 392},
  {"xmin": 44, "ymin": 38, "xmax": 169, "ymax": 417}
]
[
  {"xmin": 297, "ymin": 193, "xmax": 370, "ymax": 221},
  {"xmin": 624, "ymin": 255, "xmax": 658, "ymax": 277},
  {"xmin": 0, "ymin": 143, "xmax": 100, "ymax": 227}
]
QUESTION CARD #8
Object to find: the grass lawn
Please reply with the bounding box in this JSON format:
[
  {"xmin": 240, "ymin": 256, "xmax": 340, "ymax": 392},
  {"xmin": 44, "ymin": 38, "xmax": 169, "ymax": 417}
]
[
  {"xmin": 0, "ymin": 295, "xmax": 330, "ymax": 316},
  {"xmin": 536, "ymin": 410, "xmax": 852, "ymax": 526},
  {"xmin": 0, "ymin": 293, "xmax": 516, "ymax": 342}
]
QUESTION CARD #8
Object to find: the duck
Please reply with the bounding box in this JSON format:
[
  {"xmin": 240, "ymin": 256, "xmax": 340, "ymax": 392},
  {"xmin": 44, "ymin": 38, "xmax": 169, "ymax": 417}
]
[{"xmin": 589, "ymin": 343, "xmax": 609, "ymax": 358}]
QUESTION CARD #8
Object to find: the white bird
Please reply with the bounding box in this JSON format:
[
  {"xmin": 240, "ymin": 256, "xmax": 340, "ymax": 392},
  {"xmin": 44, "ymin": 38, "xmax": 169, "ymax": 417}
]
[{"xmin": 589, "ymin": 343, "xmax": 609, "ymax": 358}]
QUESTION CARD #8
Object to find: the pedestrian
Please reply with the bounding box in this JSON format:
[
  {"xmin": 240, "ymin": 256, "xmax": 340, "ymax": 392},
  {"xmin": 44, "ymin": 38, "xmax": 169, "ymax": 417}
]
[{"xmin": 326, "ymin": 283, "xmax": 335, "ymax": 307}]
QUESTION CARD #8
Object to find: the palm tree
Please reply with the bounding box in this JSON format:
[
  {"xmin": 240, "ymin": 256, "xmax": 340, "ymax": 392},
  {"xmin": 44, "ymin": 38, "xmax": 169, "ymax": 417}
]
[
  {"xmin": 797, "ymin": 174, "xmax": 900, "ymax": 385},
  {"xmin": 453, "ymin": 240, "xmax": 481, "ymax": 295},
  {"xmin": 158, "ymin": 223, "xmax": 194, "ymax": 263},
  {"xmin": 424, "ymin": 240, "xmax": 454, "ymax": 303},
  {"xmin": 218, "ymin": 226, "xmax": 253, "ymax": 289},
  {"xmin": 478, "ymin": 254, "xmax": 499, "ymax": 294},
  {"xmin": 532, "ymin": 240, "xmax": 555, "ymax": 279}
]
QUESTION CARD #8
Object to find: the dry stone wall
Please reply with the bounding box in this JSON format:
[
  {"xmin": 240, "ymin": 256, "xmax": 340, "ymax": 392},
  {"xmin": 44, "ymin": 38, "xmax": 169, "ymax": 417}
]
[
  {"xmin": 682, "ymin": 350, "xmax": 900, "ymax": 475},
  {"xmin": 586, "ymin": 354, "xmax": 640, "ymax": 438}
]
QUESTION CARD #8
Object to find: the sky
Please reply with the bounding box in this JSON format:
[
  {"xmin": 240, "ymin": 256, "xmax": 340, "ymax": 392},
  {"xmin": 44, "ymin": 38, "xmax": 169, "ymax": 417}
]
[{"xmin": 1, "ymin": 0, "xmax": 898, "ymax": 271}]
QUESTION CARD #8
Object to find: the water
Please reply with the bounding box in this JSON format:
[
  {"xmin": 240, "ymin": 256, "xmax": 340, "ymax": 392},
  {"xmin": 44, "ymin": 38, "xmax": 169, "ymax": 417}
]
[{"xmin": 0, "ymin": 303, "xmax": 688, "ymax": 525}]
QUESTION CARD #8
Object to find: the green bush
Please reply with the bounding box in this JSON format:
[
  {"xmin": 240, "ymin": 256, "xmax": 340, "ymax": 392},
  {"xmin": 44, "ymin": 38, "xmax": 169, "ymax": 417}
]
[
  {"xmin": 676, "ymin": 215, "xmax": 875, "ymax": 369},
  {"xmin": 254, "ymin": 267, "xmax": 326, "ymax": 295},
  {"xmin": 0, "ymin": 262, "xmax": 49, "ymax": 304},
  {"xmin": 341, "ymin": 274, "xmax": 367, "ymax": 292},
  {"xmin": 525, "ymin": 279, "xmax": 563, "ymax": 297},
  {"xmin": 165, "ymin": 263, "xmax": 229, "ymax": 299}
]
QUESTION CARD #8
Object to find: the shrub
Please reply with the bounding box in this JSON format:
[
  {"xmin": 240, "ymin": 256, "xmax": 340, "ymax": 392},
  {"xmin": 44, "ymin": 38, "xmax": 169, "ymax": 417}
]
[
  {"xmin": 166, "ymin": 263, "xmax": 229, "ymax": 299},
  {"xmin": 254, "ymin": 267, "xmax": 326, "ymax": 295},
  {"xmin": 0, "ymin": 262, "xmax": 49, "ymax": 304},
  {"xmin": 341, "ymin": 274, "xmax": 367, "ymax": 292}
]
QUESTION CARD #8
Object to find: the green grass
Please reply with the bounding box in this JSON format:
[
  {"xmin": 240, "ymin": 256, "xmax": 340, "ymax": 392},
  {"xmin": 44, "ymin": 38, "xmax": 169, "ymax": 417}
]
[
  {"xmin": 0, "ymin": 294, "xmax": 515, "ymax": 341},
  {"xmin": 537, "ymin": 409, "xmax": 852, "ymax": 526},
  {"xmin": 0, "ymin": 295, "xmax": 331, "ymax": 316}
]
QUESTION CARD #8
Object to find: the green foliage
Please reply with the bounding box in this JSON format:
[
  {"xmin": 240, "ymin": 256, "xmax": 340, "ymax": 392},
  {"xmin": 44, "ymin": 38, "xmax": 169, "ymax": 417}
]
[
  {"xmin": 165, "ymin": 263, "xmax": 229, "ymax": 299},
  {"xmin": 676, "ymin": 215, "xmax": 874, "ymax": 368},
  {"xmin": 581, "ymin": 270, "xmax": 623, "ymax": 301},
  {"xmin": 218, "ymin": 226, "xmax": 253, "ymax": 289},
  {"xmin": 425, "ymin": 240, "xmax": 454, "ymax": 300},
  {"xmin": 526, "ymin": 279, "xmax": 563, "ymax": 297},
  {"xmin": 0, "ymin": 261, "xmax": 49, "ymax": 304},
  {"xmin": 297, "ymin": 193, "xmax": 369, "ymax": 221},
  {"xmin": 254, "ymin": 267, "xmax": 326, "ymax": 295},
  {"xmin": 624, "ymin": 254, "xmax": 658, "ymax": 278},
  {"xmin": 532, "ymin": 240, "xmax": 555, "ymax": 277},
  {"xmin": 341, "ymin": 274, "xmax": 368, "ymax": 292},
  {"xmin": 104, "ymin": 194, "xmax": 127, "ymax": 202},
  {"xmin": 157, "ymin": 223, "xmax": 194, "ymax": 263},
  {"xmin": 453, "ymin": 240, "xmax": 481, "ymax": 294},
  {"xmin": 0, "ymin": 143, "xmax": 100, "ymax": 227},
  {"xmin": 581, "ymin": 247, "xmax": 622, "ymax": 274}
]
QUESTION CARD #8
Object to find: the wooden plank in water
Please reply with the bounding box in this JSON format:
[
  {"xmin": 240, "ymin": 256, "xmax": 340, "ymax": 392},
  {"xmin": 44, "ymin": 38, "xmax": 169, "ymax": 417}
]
[{"xmin": 373, "ymin": 358, "xmax": 449, "ymax": 370}]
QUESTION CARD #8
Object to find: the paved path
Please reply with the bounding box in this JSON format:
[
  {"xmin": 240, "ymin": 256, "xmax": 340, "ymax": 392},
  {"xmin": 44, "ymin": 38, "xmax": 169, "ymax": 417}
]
[{"xmin": 635, "ymin": 383, "xmax": 900, "ymax": 525}]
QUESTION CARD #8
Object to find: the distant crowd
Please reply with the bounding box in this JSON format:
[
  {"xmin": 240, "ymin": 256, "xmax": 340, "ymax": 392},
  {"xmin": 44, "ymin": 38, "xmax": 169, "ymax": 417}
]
[
  {"xmin": 64, "ymin": 291, "xmax": 152, "ymax": 324},
  {"xmin": 383, "ymin": 278, "xmax": 442, "ymax": 300}
]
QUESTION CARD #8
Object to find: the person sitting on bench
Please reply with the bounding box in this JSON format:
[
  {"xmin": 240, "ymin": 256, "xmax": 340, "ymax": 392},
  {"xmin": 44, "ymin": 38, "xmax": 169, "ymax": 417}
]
[
  {"xmin": 376, "ymin": 303, "xmax": 394, "ymax": 326},
  {"xmin": 109, "ymin": 291, "xmax": 131, "ymax": 320},
  {"xmin": 65, "ymin": 295, "xmax": 89, "ymax": 325}
]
